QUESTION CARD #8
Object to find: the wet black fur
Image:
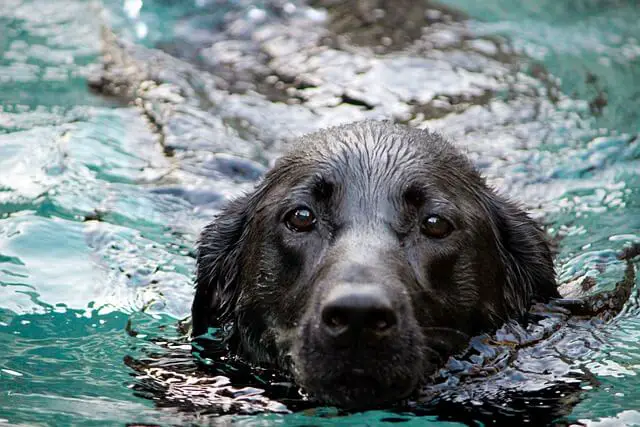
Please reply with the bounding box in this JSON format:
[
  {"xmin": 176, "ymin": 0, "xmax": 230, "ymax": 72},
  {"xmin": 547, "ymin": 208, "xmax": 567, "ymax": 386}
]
[{"xmin": 192, "ymin": 121, "xmax": 558, "ymax": 407}]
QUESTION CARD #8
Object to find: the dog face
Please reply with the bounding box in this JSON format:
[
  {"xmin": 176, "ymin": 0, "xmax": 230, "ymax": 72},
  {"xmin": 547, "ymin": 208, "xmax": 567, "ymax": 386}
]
[{"xmin": 192, "ymin": 121, "xmax": 558, "ymax": 407}]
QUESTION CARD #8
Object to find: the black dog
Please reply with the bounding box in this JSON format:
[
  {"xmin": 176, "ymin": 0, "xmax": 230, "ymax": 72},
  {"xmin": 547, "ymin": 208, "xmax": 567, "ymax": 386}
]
[{"xmin": 192, "ymin": 121, "xmax": 559, "ymax": 407}]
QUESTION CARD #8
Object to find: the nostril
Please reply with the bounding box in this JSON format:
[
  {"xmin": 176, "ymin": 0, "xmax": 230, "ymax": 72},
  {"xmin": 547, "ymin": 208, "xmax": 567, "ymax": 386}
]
[
  {"xmin": 321, "ymin": 306, "xmax": 349, "ymax": 334},
  {"xmin": 366, "ymin": 308, "xmax": 397, "ymax": 332},
  {"xmin": 320, "ymin": 287, "xmax": 398, "ymax": 339}
]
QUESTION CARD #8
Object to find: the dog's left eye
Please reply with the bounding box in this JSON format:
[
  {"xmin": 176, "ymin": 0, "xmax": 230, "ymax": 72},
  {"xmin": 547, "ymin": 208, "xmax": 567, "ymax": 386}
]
[
  {"xmin": 421, "ymin": 215, "xmax": 453, "ymax": 238},
  {"xmin": 285, "ymin": 207, "xmax": 317, "ymax": 232}
]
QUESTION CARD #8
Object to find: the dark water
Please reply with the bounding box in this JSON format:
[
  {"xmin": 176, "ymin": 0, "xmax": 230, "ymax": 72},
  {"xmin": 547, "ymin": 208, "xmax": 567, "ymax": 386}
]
[{"xmin": 0, "ymin": 0, "xmax": 639, "ymax": 425}]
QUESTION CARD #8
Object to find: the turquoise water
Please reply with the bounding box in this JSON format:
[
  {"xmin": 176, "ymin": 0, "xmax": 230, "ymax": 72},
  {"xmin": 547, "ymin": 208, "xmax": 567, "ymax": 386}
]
[{"xmin": 0, "ymin": 0, "xmax": 639, "ymax": 425}]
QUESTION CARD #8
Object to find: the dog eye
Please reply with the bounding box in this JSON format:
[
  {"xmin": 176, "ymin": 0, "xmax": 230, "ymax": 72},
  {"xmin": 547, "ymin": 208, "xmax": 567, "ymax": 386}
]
[
  {"xmin": 285, "ymin": 207, "xmax": 317, "ymax": 232},
  {"xmin": 421, "ymin": 215, "xmax": 453, "ymax": 238}
]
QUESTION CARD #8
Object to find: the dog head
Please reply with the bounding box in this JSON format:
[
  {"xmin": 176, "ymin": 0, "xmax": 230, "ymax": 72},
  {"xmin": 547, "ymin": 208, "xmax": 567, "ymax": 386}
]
[{"xmin": 192, "ymin": 121, "xmax": 557, "ymax": 407}]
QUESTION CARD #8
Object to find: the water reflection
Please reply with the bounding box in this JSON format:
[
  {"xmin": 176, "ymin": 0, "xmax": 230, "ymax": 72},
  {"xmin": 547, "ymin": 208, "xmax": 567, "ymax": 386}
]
[{"xmin": 0, "ymin": 0, "xmax": 638, "ymax": 425}]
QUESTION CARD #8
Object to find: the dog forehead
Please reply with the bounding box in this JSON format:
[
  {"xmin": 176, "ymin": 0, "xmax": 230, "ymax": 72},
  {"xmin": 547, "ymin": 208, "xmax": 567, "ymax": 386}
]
[
  {"xmin": 309, "ymin": 122, "xmax": 424, "ymax": 158},
  {"xmin": 319, "ymin": 140, "xmax": 420, "ymax": 183},
  {"xmin": 293, "ymin": 123, "xmax": 461, "ymax": 186},
  {"xmin": 267, "ymin": 122, "xmax": 481, "ymax": 209}
]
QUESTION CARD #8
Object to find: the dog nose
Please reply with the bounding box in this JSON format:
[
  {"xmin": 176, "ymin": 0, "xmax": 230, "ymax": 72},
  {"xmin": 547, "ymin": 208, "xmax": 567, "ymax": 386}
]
[{"xmin": 320, "ymin": 285, "xmax": 397, "ymax": 343}]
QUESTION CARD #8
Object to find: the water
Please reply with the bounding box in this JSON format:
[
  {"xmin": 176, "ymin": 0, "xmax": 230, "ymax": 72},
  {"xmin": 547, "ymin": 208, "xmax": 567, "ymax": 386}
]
[{"xmin": 0, "ymin": 0, "xmax": 639, "ymax": 425}]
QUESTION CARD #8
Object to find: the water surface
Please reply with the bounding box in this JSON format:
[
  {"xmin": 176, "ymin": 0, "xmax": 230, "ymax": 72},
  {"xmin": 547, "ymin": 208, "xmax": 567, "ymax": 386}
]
[{"xmin": 0, "ymin": 0, "xmax": 639, "ymax": 425}]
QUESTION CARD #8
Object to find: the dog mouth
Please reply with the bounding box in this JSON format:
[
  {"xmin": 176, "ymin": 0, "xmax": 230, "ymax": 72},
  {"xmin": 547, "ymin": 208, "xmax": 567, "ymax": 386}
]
[
  {"xmin": 281, "ymin": 302, "xmax": 427, "ymax": 407},
  {"xmin": 288, "ymin": 340, "xmax": 424, "ymax": 408},
  {"xmin": 297, "ymin": 366, "xmax": 420, "ymax": 408}
]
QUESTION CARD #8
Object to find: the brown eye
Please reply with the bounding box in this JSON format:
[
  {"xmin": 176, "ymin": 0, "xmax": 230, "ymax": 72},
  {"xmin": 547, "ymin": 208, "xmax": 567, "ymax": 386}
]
[
  {"xmin": 421, "ymin": 215, "xmax": 453, "ymax": 238},
  {"xmin": 285, "ymin": 207, "xmax": 316, "ymax": 232}
]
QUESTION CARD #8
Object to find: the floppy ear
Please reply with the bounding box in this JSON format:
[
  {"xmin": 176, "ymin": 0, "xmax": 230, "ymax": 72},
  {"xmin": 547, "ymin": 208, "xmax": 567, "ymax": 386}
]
[
  {"xmin": 191, "ymin": 193, "xmax": 255, "ymax": 338},
  {"xmin": 485, "ymin": 194, "xmax": 559, "ymax": 319}
]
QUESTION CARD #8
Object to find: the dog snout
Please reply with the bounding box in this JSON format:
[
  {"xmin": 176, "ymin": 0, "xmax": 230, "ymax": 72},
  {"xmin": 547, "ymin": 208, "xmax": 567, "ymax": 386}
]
[{"xmin": 320, "ymin": 284, "xmax": 398, "ymax": 345}]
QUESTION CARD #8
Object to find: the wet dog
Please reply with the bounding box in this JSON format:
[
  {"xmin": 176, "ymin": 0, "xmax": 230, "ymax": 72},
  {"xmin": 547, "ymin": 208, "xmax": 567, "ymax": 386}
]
[{"xmin": 191, "ymin": 121, "xmax": 559, "ymax": 407}]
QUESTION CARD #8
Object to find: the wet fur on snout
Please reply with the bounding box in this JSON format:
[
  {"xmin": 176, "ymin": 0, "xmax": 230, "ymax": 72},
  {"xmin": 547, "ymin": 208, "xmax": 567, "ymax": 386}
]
[{"xmin": 191, "ymin": 121, "xmax": 559, "ymax": 407}]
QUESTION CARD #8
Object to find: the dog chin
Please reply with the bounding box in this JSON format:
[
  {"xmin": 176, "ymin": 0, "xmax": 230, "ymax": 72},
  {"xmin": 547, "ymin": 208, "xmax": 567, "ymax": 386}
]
[
  {"xmin": 293, "ymin": 365, "xmax": 421, "ymax": 408},
  {"xmin": 289, "ymin": 334, "xmax": 426, "ymax": 407}
]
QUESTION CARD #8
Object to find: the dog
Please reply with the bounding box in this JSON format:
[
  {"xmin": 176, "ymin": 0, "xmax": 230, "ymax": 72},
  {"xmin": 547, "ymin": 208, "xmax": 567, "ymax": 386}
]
[{"xmin": 191, "ymin": 121, "xmax": 559, "ymax": 408}]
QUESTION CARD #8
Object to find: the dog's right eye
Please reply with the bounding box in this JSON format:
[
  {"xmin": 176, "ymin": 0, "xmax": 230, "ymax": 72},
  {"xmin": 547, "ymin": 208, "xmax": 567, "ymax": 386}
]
[
  {"xmin": 421, "ymin": 215, "xmax": 453, "ymax": 238},
  {"xmin": 285, "ymin": 207, "xmax": 317, "ymax": 232}
]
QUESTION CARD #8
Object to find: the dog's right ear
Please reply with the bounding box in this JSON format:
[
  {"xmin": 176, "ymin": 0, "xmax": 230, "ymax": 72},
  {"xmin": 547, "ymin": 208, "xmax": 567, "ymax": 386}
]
[{"xmin": 191, "ymin": 193, "xmax": 255, "ymax": 338}]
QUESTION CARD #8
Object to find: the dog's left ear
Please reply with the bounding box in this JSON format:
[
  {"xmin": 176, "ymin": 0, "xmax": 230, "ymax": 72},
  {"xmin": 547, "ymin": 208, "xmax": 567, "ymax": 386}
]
[
  {"xmin": 484, "ymin": 193, "xmax": 559, "ymax": 318},
  {"xmin": 191, "ymin": 193, "xmax": 257, "ymax": 338}
]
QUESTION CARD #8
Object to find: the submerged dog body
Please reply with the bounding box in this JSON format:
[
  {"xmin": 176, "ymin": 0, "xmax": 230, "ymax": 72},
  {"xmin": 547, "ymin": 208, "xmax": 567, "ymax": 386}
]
[{"xmin": 192, "ymin": 121, "xmax": 558, "ymax": 407}]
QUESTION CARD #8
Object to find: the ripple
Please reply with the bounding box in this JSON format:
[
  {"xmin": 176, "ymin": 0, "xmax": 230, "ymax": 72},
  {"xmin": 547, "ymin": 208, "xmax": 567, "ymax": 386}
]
[{"xmin": 0, "ymin": 0, "xmax": 639, "ymax": 425}]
